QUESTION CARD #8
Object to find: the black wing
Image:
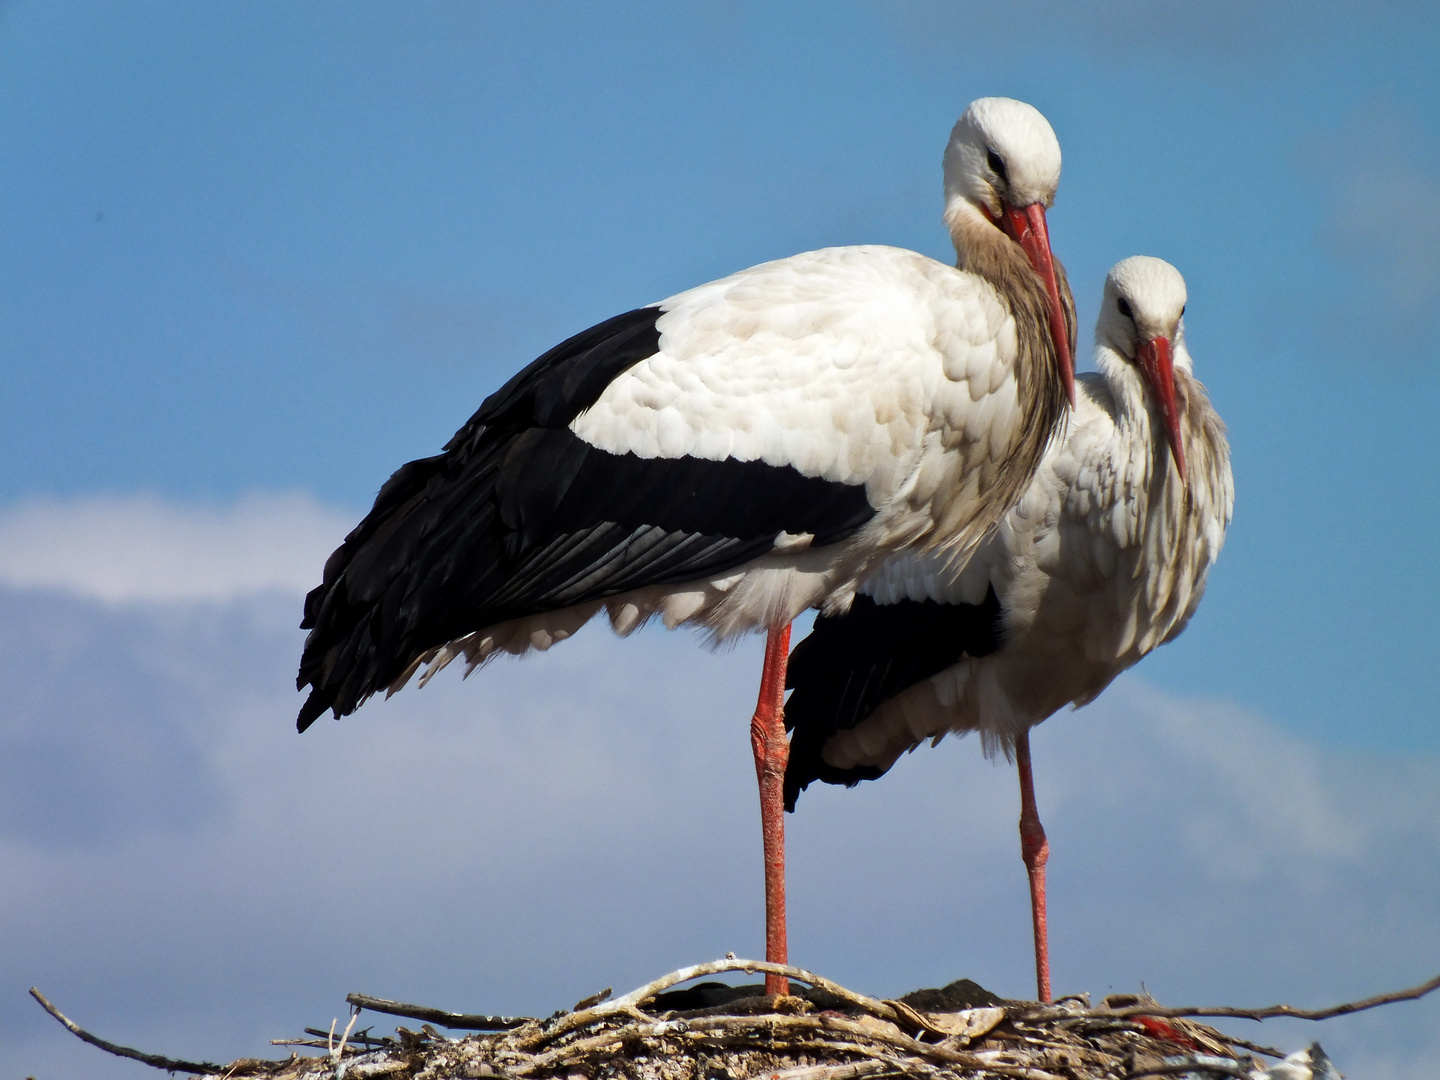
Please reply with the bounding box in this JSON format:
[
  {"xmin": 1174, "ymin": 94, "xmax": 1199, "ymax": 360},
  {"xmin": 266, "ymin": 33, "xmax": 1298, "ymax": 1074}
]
[
  {"xmin": 297, "ymin": 307, "xmax": 876, "ymax": 731},
  {"xmin": 782, "ymin": 589, "xmax": 1003, "ymax": 810}
]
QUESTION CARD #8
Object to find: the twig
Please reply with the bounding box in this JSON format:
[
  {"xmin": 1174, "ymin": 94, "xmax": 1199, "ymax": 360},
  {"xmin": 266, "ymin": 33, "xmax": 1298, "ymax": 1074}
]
[
  {"xmin": 1124, "ymin": 1064, "xmax": 1251, "ymax": 1079},
  {"xmin": 1222, "ymin": 1035, "xmax": 1284, "ymax": 1060},
  {"xmin": 345, "ymin": 992, "xmax": 532, "ymax": 1030},
  {"xmin": 304, "ymin": 1027, "xmax": 388, "ymax": 1048},
  {"xmin": 520, "ymin": 957, "xmax": 905, "ymax": 1050},
  {"xmin": 29, "ymin": 986, "xmax": 227, "ymax": 1075},
  {"xmin": 756, "ymin": 1059, "xmax": 900, "ymax": 1080},
  {"xmin": 572, "ymin": 987, "xmax": 612, "ymax": 1011},
  {"xmin": 611, "ymin": 958, "xmax": 899, "ymax": 1020},
  {"xmin": 333, "ymin": 1008, "xmax": 360, "ymax": 1061},
  {"xmin": 690, "ymin": 1035, "xmax": 901, "ymax": 1066},
  {"xmin": 1049, "ymin": 970, "xmax": 1440, "ymax": 1024},
  {"xmin": 336, "ymin": 1057, "xmax": 410, "ymax": 1079}
]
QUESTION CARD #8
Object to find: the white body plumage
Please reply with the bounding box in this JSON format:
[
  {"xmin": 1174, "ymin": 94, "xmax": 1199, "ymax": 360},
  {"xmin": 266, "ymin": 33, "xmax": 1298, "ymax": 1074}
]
[
  {"xmin": 453, "ymin": 244, "xmax": 1041, "ymax": 668},
  {"xmin": 817, "ymin": 257, "xmax": 1233, "ymax": 772}
]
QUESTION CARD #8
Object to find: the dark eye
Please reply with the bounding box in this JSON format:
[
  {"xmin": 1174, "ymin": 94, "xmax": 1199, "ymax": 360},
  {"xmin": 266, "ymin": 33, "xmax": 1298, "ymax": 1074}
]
[
  {"xmin": 1180, "ymin": 304, "xmax": 1186, "ymax": 317},
  {"xmin": 986, "ymin": 148, "xmax": 1009, "ymax": 184},
  {"xmin": 1118, "ymin": 298, "xmax": 1134, "ymax": 320}
]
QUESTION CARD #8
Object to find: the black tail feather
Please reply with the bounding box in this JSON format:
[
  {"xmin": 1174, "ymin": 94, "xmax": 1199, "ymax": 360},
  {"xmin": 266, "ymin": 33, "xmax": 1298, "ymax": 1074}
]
[{"xmin": 783, "ymin": 588, "xmax": 1003, "ymax": 809}]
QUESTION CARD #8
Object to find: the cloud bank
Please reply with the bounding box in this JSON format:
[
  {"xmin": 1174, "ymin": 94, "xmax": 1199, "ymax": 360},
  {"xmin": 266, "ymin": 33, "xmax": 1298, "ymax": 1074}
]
[
  {"xmin": 1, "ymin": 496, "xmax": 1437, "ymax": 1079},
  {"xmin": 0, "ymin": 493, "xmax": 354, "ymax": 602}
]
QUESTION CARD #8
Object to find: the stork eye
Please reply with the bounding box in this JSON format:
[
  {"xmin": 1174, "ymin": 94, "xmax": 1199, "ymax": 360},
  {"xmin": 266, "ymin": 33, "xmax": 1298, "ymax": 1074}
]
[
  {"xmin": 986, "ymin": 148, "xmax": 1009, "ymax": 184},
  {"xmin": 1117, "ymin": 298, "xmax": 1134, "ymax": 320}
]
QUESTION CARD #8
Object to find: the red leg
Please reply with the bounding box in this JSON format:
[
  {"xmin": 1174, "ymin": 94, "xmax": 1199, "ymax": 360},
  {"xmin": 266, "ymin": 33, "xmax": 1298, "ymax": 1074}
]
[
  {"xmin": 1015, "ymin": 729, "xmax": 1051, "ymax": 1003},
  {"xmin": 750, "ymin": 622, "xmax": 792, "ymax": 997}
]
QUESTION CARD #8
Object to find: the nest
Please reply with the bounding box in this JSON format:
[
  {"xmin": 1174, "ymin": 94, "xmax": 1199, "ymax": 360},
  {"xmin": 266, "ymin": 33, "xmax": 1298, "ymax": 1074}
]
[
  {"xmin": 35, "ymin": 958, "xmax": 1383, "ymax": 1080},
  {"xmin": 37, "ymin": 958, "xmax": 1440, "ymax": 1080}
]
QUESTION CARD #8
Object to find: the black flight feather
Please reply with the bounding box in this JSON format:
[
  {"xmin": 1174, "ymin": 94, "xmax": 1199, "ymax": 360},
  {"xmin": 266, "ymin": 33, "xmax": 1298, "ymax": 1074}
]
[{"xmin": 297, "ymin": 306, "xmax": 876, "ymax": 731}]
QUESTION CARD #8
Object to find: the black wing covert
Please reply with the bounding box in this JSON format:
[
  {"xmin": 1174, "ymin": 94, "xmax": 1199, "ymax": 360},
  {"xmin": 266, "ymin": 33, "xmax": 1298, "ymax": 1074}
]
[
  {"xmin": 297, "ymin": 307, "xmax": 876, "ymax": 731},
  {"xmin": 783, "ymin": 589, "xmax": 1003, "ymax": 810}
]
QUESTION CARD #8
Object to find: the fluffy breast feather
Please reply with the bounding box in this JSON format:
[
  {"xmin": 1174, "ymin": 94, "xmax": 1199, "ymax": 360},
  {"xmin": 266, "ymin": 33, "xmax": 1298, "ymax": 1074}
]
[{"xmin": 816, "ymin": 365, "xmax": 1232, "ymax": 774}]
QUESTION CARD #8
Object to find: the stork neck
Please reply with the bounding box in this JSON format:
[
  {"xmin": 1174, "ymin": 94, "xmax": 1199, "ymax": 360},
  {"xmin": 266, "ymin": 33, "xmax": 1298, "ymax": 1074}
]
[
  {"xmin": 946, "ymin": 202, "xmax": 1026, "ymax": 281},
  {"xmin": 946, "ymin": 203, "xmax": 1071, "ymax": 502},
  {"xmin": 1094, "ymin": 344, "xmax": 1220, "ymax": 504},
  {"xmin": 1094, "ymin": 347, "xmax": 1152, "ymax": 427}
]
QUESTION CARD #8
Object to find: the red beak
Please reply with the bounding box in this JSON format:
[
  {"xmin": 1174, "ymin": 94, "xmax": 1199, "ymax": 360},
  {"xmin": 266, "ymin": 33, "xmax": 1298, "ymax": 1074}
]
[
  {"xmin": 1135, "ymin": 335, "xmax": 1187, "ymax": 484},
  {"xmin": 996, "ymin": 202, "xmax": 1075, "ymax": 407}
]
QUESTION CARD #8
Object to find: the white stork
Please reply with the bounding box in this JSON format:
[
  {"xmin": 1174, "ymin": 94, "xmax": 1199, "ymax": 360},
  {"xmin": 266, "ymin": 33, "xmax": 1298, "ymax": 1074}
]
[
  {"xmin": 783, "ymin": 256, "xmax": 1234, "ymax": 1002},
  {"xmin": 296, "ymin": 97, "xmax": 1076, "ymax": 992}
]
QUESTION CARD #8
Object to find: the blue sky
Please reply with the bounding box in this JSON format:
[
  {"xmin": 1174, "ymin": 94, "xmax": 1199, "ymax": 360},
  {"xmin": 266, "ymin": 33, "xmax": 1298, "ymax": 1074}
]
[
  {"xmin": 2, "ymin": 3, "xmax": 1438, "ymax": 1077},
  {"xmin": 4, "ymin": 1, "xmax": 1439, "ymax": 751}
]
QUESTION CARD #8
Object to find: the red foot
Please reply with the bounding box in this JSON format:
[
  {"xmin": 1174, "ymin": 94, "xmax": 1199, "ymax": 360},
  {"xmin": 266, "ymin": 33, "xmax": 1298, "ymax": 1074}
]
[
  {"xmin": 750, "ymin": 623, "xmax": 792, "ymax": 997},
  {"xmin": 1015, "ymin": 730, "xmax": 1051, "ymax": 1003}
]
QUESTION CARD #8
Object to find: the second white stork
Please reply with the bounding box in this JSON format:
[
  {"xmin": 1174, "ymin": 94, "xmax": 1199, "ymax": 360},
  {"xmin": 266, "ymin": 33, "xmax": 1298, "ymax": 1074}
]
[
  {"xmin": 783, "ymin": 256, "xmax": 1234, "ymax": 1002},
  {"xmin": 296, "ymin": 97, "xmax": 1076, "ymax": 991}
]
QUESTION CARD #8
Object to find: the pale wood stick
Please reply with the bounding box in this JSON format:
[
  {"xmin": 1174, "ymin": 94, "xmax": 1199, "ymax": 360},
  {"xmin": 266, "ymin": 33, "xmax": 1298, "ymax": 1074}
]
[
  {"xmin": 1124, "ymin": 1064, "xmax": 1251, "ymax": 1079},
  {"xmin": 346, "ymin": 992, "xmax": 531, "ymax": 1030},
  {"xmin": 1035, "ymin": 970, "xmax": 1440, "ymax": 1024},
  {"xmin": 333, "ymin": 1008, "xmax": 360, "ymax": 1061},
  {"xmin": 517, "ymin": 957, "xmax": 904, "ymax": 1050},
  {"xmin": 29, "ymin": 986, "xmax": 226, "ymax": 1075}
]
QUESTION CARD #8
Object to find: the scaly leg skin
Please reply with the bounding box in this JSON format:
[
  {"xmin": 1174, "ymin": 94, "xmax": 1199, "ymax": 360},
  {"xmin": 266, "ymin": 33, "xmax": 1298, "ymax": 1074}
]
[
  {"xmin": 749, "ymin": 622, "xmax": 792, "ymax": 997},
  {"xmin": 1015, "ymin": 729, "xmax": 1051, "ymax": 1003}
]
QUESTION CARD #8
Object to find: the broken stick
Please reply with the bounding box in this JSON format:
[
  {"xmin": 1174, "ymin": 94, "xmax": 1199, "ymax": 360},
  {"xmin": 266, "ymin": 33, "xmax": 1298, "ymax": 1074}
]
[
  {"xmin": 29, "ymin": 986, "xmax": 226, "ymax": 1075},
  {"xmin": 345, "ymin": 992, "xmax": 531, "ymax": 1031}
]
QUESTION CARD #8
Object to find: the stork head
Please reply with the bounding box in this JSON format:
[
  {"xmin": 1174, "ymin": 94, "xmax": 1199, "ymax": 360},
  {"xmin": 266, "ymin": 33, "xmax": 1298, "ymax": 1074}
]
[
  {"xmin": 1098, "ymin": 255, "xmax": 1191, "ymax": 483},
  {"xmin": 944, "ymin": 97, "xmax": 1073, "ymax": 404}
]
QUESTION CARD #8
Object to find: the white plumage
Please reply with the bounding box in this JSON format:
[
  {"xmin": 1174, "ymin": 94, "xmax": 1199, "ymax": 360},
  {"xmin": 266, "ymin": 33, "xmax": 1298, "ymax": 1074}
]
[
  {"xmin": 296, "ymin": 96, "xmax": 1078, "ymax": 991},
  {"xmin": 575, "ymin": 247, "xmax": 1017, "ymax": 495},
  {"xmin": 405, "ymin": 101, "xmax": 1076, "ymax": 679},
  {"xmin": 465, "ymin": 245, "xmax": 1032, "ymax": 659},
  {"xmin": 784, "ymin": 256, "xmax": 1232, "ymax": 1001},
  {"xmin": 806, "ymin": 256, "xmax": 1231, "ymax": 771}
]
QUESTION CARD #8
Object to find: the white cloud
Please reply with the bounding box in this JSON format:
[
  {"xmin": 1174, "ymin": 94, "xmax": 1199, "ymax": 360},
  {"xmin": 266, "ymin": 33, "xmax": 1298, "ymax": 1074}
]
[
  {"xmin": 1, "ymin": 584, "xmax": 1437, "ymax": 1079},
  {"xmin": 0, "ymin": 492, "xmax": 354, "ymax": 602},
  {"xmin": 0, "ymin": 495, "xmax": 1434, "ymax": 1076}
]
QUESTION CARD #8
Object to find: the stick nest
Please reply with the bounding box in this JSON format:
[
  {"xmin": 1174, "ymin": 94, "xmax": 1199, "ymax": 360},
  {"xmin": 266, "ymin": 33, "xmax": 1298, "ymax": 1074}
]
[{"xmin": 181, "ymin": 959, "xmax": 1313, "ymax": 1080}]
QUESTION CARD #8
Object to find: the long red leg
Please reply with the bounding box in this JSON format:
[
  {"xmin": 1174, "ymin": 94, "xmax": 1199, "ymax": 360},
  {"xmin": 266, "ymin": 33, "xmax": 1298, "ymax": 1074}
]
[
  {"xmin": 1015, "ymin": 729, "xmax": 1051, "ymax": 1003},
  {"xmin": 750, "ymin": 622, "xmax": 792, "ymax": 997}
]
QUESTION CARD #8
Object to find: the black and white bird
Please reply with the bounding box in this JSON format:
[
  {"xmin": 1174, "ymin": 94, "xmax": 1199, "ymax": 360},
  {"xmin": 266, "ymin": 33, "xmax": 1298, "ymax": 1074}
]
[
  {"xmin": 295, "ymin": 97, "xmax": 1076, "ymax": 989},
  {"xmin": 783, "ymin": 256, "xmax": 1233, "ymax": 1002}
]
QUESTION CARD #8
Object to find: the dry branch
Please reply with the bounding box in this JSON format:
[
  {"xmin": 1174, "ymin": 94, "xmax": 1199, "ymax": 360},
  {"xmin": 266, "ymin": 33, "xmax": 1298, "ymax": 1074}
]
[
  {"xmin": 345, "ymin": 991, "xmax": 531, "ymax": 1030},
  {"xmin": 757, "ymin": 1062, "xmax": 895, "ymax": 1080},
  {"xmin": 1217, "ymin": 1035, "xmax": 1285, "ymax": 1060},
  {"xmin": 302, "ymin": 1026, "xmax": 388, "ymax": 1047},
  {"xmin": 28, "ymin": 987, "xmax": 226, "ymax": 1075},
  {"xmin": 514, "ymin": 957, "xmax": 905, "ymax": 1053},
  {"xmin": 1123, "ymin": 1065, "xmax": 1253, "ymax": 1079},
  {"xmin": 1038, "ymin": 970, "xmax": 1440, "ymax": 1024}
]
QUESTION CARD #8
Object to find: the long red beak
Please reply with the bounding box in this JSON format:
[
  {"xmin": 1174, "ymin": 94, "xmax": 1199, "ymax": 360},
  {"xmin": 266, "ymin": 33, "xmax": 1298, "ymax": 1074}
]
[
  {"xmin": 997, "ymin": 202, "xmax": 1075, "ymax": 406},
  {"xmin": 1135, "ymin": 335, "xmax": 1187, "ymax": 484}
]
